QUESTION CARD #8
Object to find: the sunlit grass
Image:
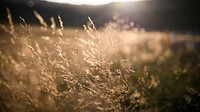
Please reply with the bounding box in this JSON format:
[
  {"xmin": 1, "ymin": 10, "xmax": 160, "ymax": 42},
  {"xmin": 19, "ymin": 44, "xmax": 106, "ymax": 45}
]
[{"xmin": 0, "ymin": 9, "xmax": 200, "ymax": 112}]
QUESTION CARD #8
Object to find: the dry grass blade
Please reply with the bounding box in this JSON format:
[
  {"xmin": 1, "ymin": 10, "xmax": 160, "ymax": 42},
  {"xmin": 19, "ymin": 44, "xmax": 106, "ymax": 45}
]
[
  {"xmin": 33, "ymin": 10, "xmax": 48, "ymax": 30},
  {"xmin": 6, "ymin": 8, "xmax": 15, "ymax": 33}
]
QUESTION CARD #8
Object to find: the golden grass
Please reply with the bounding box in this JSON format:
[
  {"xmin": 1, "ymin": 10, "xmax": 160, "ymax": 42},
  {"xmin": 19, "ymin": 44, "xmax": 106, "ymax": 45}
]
[{"xmin": 0, "ymin": 9, "xmax": 199, "ymax": 112}]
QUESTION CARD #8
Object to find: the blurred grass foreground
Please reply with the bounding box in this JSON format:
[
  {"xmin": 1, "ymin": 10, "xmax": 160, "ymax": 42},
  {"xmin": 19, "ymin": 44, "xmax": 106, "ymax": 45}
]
[{"xmin": 0, "ymin": 8, "xmax": 200, "ymax": 112}]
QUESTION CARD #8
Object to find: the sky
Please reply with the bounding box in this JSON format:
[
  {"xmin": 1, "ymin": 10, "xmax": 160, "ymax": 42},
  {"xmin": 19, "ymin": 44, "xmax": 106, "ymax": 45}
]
[{"xmin": 45, "ymin": 0, "xmax": 144, "ymax": 5}]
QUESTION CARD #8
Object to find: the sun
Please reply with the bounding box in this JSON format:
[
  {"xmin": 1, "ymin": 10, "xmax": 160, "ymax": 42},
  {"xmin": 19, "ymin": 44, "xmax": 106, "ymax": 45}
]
[{"xmin": 45, "ymin": 0, "xmax": 145, "ymax": 5}]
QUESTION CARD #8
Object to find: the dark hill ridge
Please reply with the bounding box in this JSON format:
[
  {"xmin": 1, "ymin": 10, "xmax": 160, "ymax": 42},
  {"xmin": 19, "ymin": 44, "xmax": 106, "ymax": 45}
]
[{"xmin": 0, "ymin": 0, "xmax": 200, "ymax": 32}]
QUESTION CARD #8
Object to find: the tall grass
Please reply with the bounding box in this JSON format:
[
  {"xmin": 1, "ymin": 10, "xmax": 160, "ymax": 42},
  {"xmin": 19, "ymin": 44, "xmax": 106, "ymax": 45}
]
[{"xmin": 0, "ymin": 9, "xmax": 199, "ymax": 112}]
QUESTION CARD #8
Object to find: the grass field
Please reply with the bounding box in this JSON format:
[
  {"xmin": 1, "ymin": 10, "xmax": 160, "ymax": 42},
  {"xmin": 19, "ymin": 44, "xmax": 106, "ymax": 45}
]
[{"xmin": 0, "ymin": 10, "xmax": 200, "ymax": 112}]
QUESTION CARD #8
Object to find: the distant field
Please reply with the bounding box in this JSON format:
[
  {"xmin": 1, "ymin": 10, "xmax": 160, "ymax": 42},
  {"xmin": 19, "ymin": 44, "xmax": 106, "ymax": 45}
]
[{"xmin": 0, "ymin": 14, "xmax": 200, "ymax": 112}]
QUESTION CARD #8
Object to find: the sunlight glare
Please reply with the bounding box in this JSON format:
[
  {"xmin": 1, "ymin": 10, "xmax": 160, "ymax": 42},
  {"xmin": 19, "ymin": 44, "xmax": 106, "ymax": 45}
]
[{"xmin": 45, "ymin": 0, "xmax": 144, "ymax": 5}]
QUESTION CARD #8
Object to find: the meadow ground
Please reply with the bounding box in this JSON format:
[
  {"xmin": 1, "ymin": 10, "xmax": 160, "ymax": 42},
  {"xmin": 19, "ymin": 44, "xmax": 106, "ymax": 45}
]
[{"xmin": 0, "ymin": 11, "xmax": 200, "ymax": 112}]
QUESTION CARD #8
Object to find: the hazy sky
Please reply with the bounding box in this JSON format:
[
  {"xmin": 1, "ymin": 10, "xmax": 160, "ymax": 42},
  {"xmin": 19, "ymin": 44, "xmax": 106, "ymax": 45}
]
[{"xmin": 45, "ymin": 0, "xmax": 144, "ymax": 5}]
